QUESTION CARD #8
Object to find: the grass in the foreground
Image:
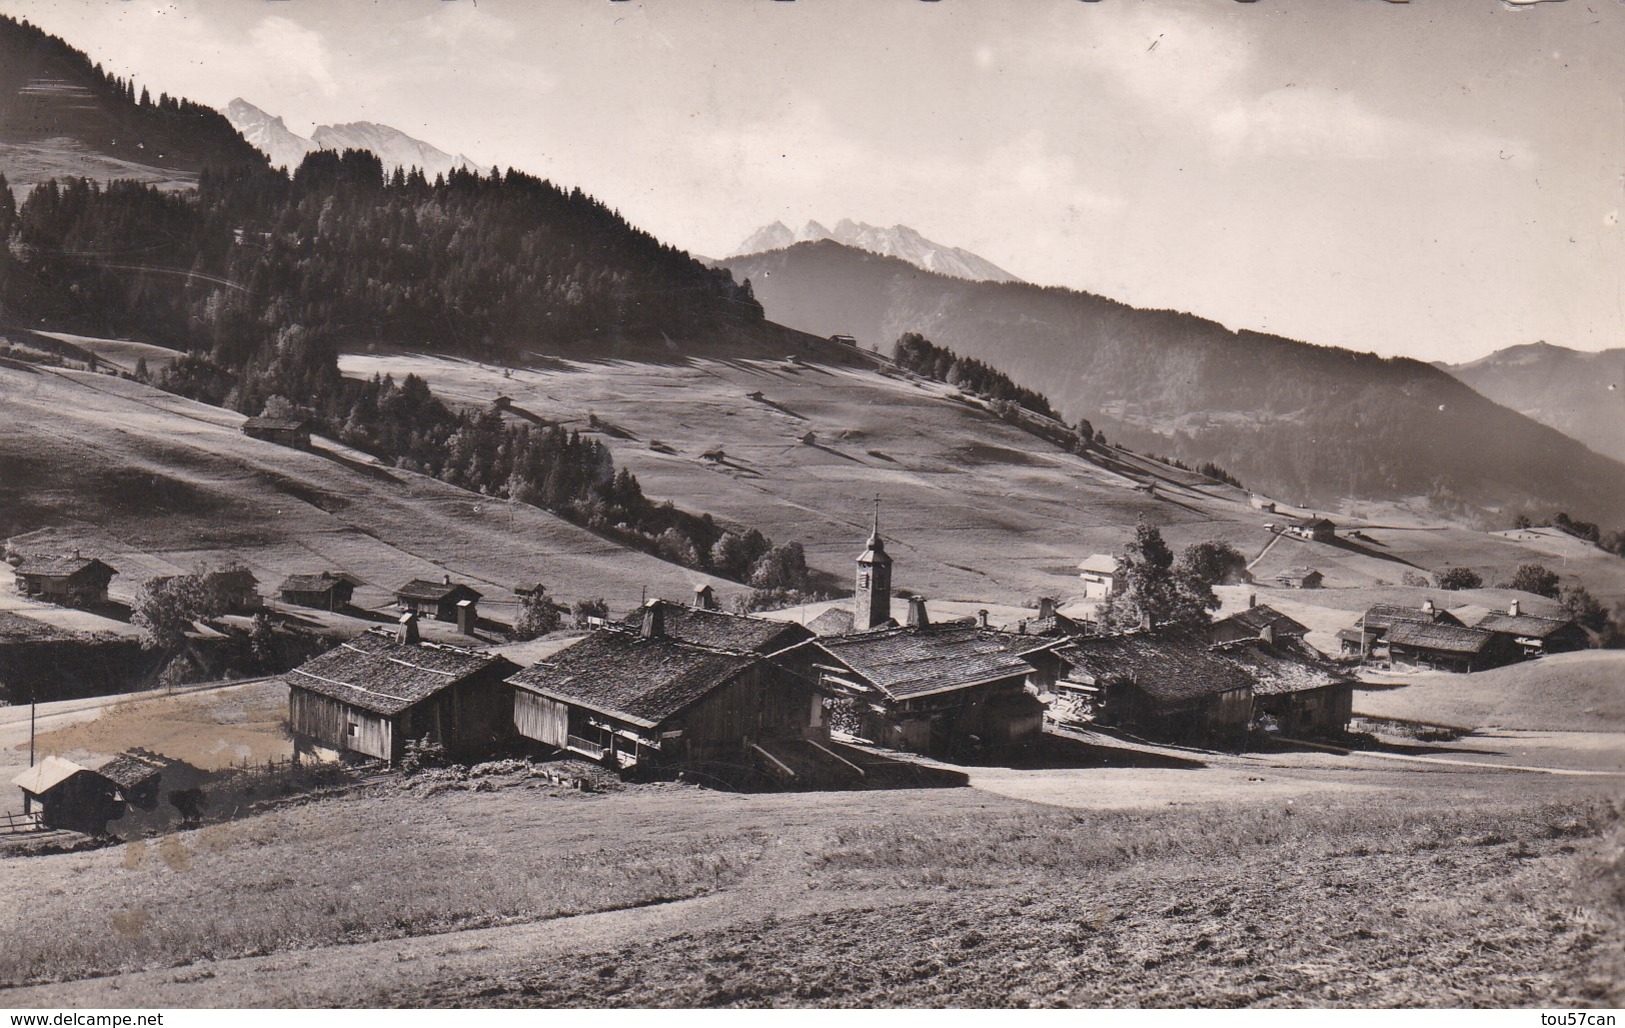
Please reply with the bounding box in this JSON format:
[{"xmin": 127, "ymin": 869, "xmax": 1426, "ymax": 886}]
[
  {"xmin": 0, "ymin": 788, "xmax": 765, "ymax": 986},
  {"xmin": 402, "ymin": 792, "xmax": 1624, "ymax": 1008}
]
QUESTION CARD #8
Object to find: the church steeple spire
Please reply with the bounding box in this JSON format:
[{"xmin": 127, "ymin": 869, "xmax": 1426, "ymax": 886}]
[{"xmin": 855, "ymin": 496, "xmax": 893, "ymax": 631}]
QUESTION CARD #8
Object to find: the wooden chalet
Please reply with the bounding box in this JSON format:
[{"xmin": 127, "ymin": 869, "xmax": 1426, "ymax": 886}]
[
  {"xmin": 10, "ymin": 752, "xmax": 162, "ymax": 833},
  {"xmin": 396, "ymin": 576, "xmax": 483, "ymax": 631},
  {"xmin": 1274, "ymin": 567, "xmax": 1324, "ymax": 590},
  {"xmin": 1210, "ymin": 601, "xmax": 1309, "ymax": 646},
  {"xmin": 1337, "ymin": 599, "xmax": 1463, "ymax": 658},
  {"xmin": 286, "ymin": 620, "xmax": 518, "ymax": 764},
  {"xmin": 1285, "ymin": 516, "xmax": 1337, "ymax": 542},
  {"xmin": 1052, "ymin": 631, "xmax": 1255, "ymax": 744},
  {"xmin": 1473, "ymin": 601, "xmax": 1588, "ymax": 660},
  {"xmin": 507, "ymin": 601, "xmax": 829, "ymax": 783},
  {"xmin": 242, "ymin": 416, "xmax": 312, "ymax": 450},
  {"xmin": 1218, "ymin": 640, "xmax": 1354, "ymax": 738},
  {"xmin": 277, "ymin": 571, "xmax": 360, "ymax": 611},
  {"xmin": 810, "ymin": 613, "xmax": 1043, "ymax": 758},
  {"xmin": 1078, "ymin": 553, "xmax": 1121, "ymax": 600},
  {"xmin": 13, "ymin": 554, "xmax": 117, "ymax": 606},
  {"xmin": 1383, "ymin": 620, "xmax": 1509, "ymax": 673}
]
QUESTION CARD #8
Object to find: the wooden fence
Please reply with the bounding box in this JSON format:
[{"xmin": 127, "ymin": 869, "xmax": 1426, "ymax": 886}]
[{"xmin": 0, "ymin": 810, "xmax": 42, "ymax": 835}]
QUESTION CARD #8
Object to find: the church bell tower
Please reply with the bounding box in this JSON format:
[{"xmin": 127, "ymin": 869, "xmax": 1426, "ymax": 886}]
[{"xmin": 854, "ymin": 499, "xmax": 893, "ymax": 631}]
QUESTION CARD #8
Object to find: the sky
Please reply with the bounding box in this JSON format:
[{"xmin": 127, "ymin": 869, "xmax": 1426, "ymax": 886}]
[{"xmin": 4, "ymin": 0, "xmax": 1622, "ymax": 363}]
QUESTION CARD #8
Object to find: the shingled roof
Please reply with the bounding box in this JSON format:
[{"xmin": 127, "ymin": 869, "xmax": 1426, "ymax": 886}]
[
  {"xmin": 287, "ymin": 631, "xmax": 514, "ymax": 716},
  {"xmin": 278, "ymin": 571, "xmax": 360, "ymax": 593},
  {"xmin": 815, "ymin": 623, "xmax": 1034, "ymax": 701},
  {"xmin": 243, "ymin": 416, "xmax": 309, "ymax": 432},
  {"xmin": 14, "ymin": 555, "xmax": 116, "ymax": 579},
  {"xmin": 396, "ymin": 579, "xmax": 483, "ymax": 603},
  {"xmin": 806, "ymin": 607, "xmax": 858, "ymax": 637},
  {"xmin": 507, "ymin": 631, "xmax": 757, "ymax": 728},
  {"xmin": 1385, "ymin": 620, "xmax": 1497, "ymax": 655},
  {"xmin": 1474, "ymin": 612, "xmax": 1577, "ymax": 639},
  {"xmin": 1216, "ymin": 640, "xmax": 1352, "ymax": 697},
  {"xmin": 82, "ymin": 753, "xmax": 163, "ymax": 790},
  {"xmin": 612, "ymin": 601, "xmax": 813, "ymax": 654},
  {"xmin": 1215, "ymin": 604, "xmax": 1308, "ymax": 639},
  {"xmin": 1055, "ymin": 631, "xmax": 1254, "ymax": 704},
  {"xmin": 1355, "ymin": 603, "xmax": 1464, "ymax": 632}
]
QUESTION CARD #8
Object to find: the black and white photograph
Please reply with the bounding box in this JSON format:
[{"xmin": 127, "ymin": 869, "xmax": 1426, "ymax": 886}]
[{"xmin": 0, "ymin": 0, "xmax": 1621, "ymax": 1013}]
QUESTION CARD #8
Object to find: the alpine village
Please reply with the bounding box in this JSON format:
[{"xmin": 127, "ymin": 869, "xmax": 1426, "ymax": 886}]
[{"xmin": 0, "ymin": 6, "xmax": 1622, "ymax": 1012}]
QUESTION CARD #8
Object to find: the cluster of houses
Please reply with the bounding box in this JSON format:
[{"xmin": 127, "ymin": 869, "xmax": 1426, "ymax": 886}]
[
  {"xmin": 274, "ymin": 519, "xmax": 1361, "ymax": 786},
  {"xmin": 1338, "ymin": 598, "xmax": 1586, "ymax": 673}
]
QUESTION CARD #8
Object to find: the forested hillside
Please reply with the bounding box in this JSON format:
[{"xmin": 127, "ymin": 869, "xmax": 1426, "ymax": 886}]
[{"xmin": 723, "ymin": 241, "xmax": 1625, "ymax": 525}]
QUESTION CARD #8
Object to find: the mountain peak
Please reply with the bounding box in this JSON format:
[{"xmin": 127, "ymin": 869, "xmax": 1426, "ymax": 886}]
[
  {"xmin": 221, "ymin": 100, "xmax": 475, "ymax": 178},
  {"xmin": 730, "ymin": 218, "xmax": 1021, "ymax": 283}
]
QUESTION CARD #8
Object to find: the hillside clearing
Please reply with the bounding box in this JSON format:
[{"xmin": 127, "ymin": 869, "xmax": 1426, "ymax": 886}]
[{"xmin": 1354, "ymin": 651, "xmax": 1625, "ymax": 734}]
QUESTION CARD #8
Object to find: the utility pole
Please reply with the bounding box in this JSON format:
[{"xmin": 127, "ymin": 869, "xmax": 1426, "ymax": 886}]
[{"xmin": 29, "ymin": 684, "xmax": 37, "ymax": 768}]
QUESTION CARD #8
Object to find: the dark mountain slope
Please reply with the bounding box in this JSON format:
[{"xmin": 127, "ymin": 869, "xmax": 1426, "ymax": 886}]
[
  {"xmin": 0, "ymin": 15, "xmax": 266, "ymax": 189},
  {"xmin": 723, "ymin": 241, "xmax": 1625, "ymax": 524},
  {"xmin": 1443, "ymin": 342, "xmax": 1625, "ymax": 465}
]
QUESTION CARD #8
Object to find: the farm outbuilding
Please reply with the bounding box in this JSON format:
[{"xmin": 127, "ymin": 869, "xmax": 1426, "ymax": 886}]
[
  {"xmin": 1210, "ymin": 602, "xmax": 1309, "ymax": 646},
  {"xmin": 1285, "ymin": 517, "xmax": 1337, "ymax": 542},
  {"xmin": 242, "ymin": 416, "xmax": 312, "ymax": 450},
  {"xmin": 1274, "ymin": 567, "xmax": 1324, "ymax": 590},
  {"xmin": 1383, "ymin": 621, "xmax": 1510, "ymax": 674},
  {"xmin": 286, "ymin": 620, "xmax": 518, "ymax": 765},
  {"xmin": 1053, "ymin": 631, "xmax": 1255, "ymax": 745},
  {"xmin": 1473, "ymin": 602, "xmax": 1588, "ymax": 660},
  {"xmin": 611, "ymin": 598, "xmax": 813, "ymax": 655},
  {"xmin": 278, "ymin": 571, "xmax": 360, "ymax": 611},
  {"xmin": 507, "ymin": 601, "xmax": 828, "ymax": 784},
  {"xmin": 1338, "ymin": 600, "xmax": 1464, "ymax": 659},
  {"xmin": 810, "ymin": 617, "xmax": 1043, "ymax": 758},
  {"xmin": 13, "ymin": 554, "xmax": 117, "ymax": 607},
  {"xmin": 10, "ymin": 751, "xmax": 163, "ymax": 833},
  {"xmin": 396, "ymin": 576, "xmax": 483, "ymax": 629},
  {"xmin": 1219, "ymin": 640, "xmax": 1354, "ymax": 738}
]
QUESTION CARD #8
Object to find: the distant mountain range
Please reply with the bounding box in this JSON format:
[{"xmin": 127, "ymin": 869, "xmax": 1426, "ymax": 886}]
[
  {"xmin": 222, "ymin": 98, "xmax": 475, "ymax": 179},
  {"xmin": 731, "ymin": 219, "xmax": 1020, "ymax": 283},
  {"xmin": 1441, "ymin": 342, "xmax": 1625, "ymax": 466},
  {"xmin": 721, "ymin": 240, "xmax": 1625, "ymax": 525},
  {"xmin": 0, "ymin": 15, "xmax": 265, "ymax": 193}
]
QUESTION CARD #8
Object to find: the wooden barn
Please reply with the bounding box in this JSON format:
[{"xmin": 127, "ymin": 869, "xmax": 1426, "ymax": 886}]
[
  {"xmin": 1274, "ymin": 567, "xmax": 1324, "ymax": 590},
  {"xmin": 396, "ymin": 576, "xmax": 483, "ymax": 630},
  {"xmin": 507, "ymin": 601, "xmax": 829, "ymax": 784},
  {"xmin": 13, "ymin": 554, "xmax": 117, "ymax": 607},
  {"xmin": 809, "ymin": 614, "xmax": 1044, "ymax": 758},
  {"xmin": 278, "ymin": 571, "xmax": 360, "ymax": 611},
  {"xmin": 1285, "ymin": 517, "xmax": 1337, "ymax": 542},
  {"xmin": 1210, "ymin": 602, "xmax": 1310, "ymax": 646},
  {"xmin": 1383, "ymin": 621, "xmax": 1510, "ymax": 673},
  {"xmin": 1218, "ymin": 640, "xmax": 1354, "ymax": 738},
  {"xmin": 242, "ymin": 416, "xmax": 312, "ymax": 450},
  {"xmin": 1338, "ymin": 600, "xmax": 1463, "ymax": 659},
  {"xmin": 286, "ymin": 619, "xmax": 518, "ymax": 764},
  {"xmin": 1473, "ymin": 602, "xmax": 1589, "ymax": 660},
  {"xmin": 10, "ymin": 752, "xmax": 162, "ymax": 834},
  {"xmin": 1053, "ymin": 631, "xmax": 1255, "ymax": 744}
]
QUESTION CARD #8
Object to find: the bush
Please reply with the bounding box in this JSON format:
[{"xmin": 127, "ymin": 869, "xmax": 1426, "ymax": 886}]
[
  {"xmin": 1436, "ymin": 567, "xmax": 1482, "ymax": 591},
  {"xmin": 512, "ymin": 592, "xmax": 564, "ymax": 641},
  {"xmin": 1506, "ymin": 564, "xmax": 1561, "ymax": 599},
  {"xmin": 1401, "ymin": 571, "xmax": 1431, "ymax": 588}
]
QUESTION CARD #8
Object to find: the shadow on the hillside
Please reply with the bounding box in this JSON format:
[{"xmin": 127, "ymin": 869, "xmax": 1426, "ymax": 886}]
[{"xmin": 976, "ymin": 730, "xmax": 1208, "ymax": 771}]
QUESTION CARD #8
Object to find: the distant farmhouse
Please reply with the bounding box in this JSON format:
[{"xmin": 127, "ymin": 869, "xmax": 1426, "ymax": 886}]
[
  {"xmin": 1210, "ymin": 601, "xmax": 1309, "ymax": 646},
  {"xmin": 1054, "ymin": 631, "xmax": 1255, "ymax": 744},
  {"xmin": 278, "ymin": 571, "xmax": 360, "ymax": 611},
  {"xmin": 1284, "ymin": 516, "xmax": 1337, "ymax": 542},
  {"xmin": 1274, "ymin": 567, "xmax": 1323, "ymax": 590},
  {"xmin": 1472, "ymin": 601, "xmax": 1588, "ymax": 660},
  {"xmin": 396, "ymin": 576, "xmax": 482, "ymax": 634},
  {"xmin": 13, "ymin": 553, "xmax": 117, "ymax": 607},
  {"xmin": 1337, "ymin": 599, "xmax": 1463, "ymax": 659},
  {"xmin": 1384, "ymin": 621, "xmax": 1509, "ymax": 674},
  {"xmin": 287, "ymin": 618, "xmax": 517, "ymax": 764},
  {"xmin": 241, "ymin": 415, "xmax": 312, "ymax": 450},
  {"xmin": 1077, "ymin": 553, "xmax": 1121, "ymax": 600}
]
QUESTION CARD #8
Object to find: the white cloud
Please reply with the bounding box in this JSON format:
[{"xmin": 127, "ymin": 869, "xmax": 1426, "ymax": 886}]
[{"xmin": 250, "ymin": 16, "xmax": 337, "ymax": 98}]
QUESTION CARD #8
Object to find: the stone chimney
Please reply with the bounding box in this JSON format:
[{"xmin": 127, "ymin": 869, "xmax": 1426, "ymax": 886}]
[
  {"xmin": 398, "ymin": 611, "xmax": 420, "ymax": 645},
  {"xmin": 905, "ymin": 596, "xmax": 929, "ymax": 628},
  {"xmin": 1508, "ymin": 599, "xmax": 1520, "ymax": 617},
  {"xmin": 1247, "ymin": 593, "xmax": 1257, "ymax": 610},
  {"xmin": 693, "ymin": 584, "xmax": 717, "ymax": 611},
  {"xmin": 977, "ymin": 609, "xmax": 989, "ymax": 629},
  {"xmin": 443, "ymin": 573, "xmax": 452, "ymax": 586},
  {"xmin": 641, "ymin": 599, "xmax": 665, "ymax": 639},
  {"xmin": 1038, "ymin": 597, "xmax": 1055, "ymax": 620},
  {"xmin": 1422, "ymin": 598, "xmax": 1436, "ymax": 616}
]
